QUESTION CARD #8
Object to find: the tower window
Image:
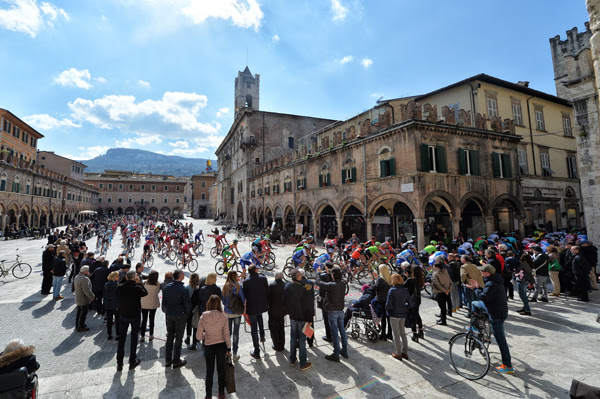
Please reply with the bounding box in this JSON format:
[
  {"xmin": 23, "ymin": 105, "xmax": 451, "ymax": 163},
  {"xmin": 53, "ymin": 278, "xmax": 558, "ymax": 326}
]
[
  {"xmin": 246, "ymin": 95, "xmax": 253, "ymax": 108},
  {"xmin": 247, "ymin": 82, "xmax": 251, "ymax": 89}
]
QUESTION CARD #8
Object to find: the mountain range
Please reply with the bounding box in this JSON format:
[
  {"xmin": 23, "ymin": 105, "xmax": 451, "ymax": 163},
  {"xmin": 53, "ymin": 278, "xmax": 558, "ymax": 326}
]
[{"xmin": 79, "ymin": 148, "xmax": 217, "ymax": 176}]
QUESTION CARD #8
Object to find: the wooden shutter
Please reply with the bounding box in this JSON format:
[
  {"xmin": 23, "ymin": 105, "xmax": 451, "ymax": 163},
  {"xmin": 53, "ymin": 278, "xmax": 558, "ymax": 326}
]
[
  {"xmin": 351, "ymin": 167, "xmax": 357, "ymax": 182},
  {"xmin": 436, "ymin": 145, "xmax": 447, "ymax": 173},
  {"xmin": 342, "ymin": 169, "xmax": 347, "ymax": 183},
  {"xmin": 420, "ymin": 144, "xmax": 430, "ymax": 172},
  {"xmin": 492, "ymin": 152, "xmax": 501, "ymax": 178},
  {"xmin": 380, "ymin": 160, "xmax": 386, "ymax": 177},
  {"xmin": 389, "ymin": 158, "xmax": 396, "ymax": 176},
  {"xmin": 326, "ymin": 173, "xmax": 330, "ymax": 185},
  {"xmin": 458, "ymin": 148, "xmax": 467, "ymax": 175},
  {"xmin": 501, "ymin": 154, "xmax": 512, "ymax": 178},
  {"xmin": 470, "ymin": 150, "xmax": 480, "ymax": 176}
]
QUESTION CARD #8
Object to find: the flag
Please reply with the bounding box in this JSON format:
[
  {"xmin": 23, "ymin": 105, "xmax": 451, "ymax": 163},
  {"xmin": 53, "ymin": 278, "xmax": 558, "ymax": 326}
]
[{"xmin": 207, "ymin": 160, "xmax": 213, "ymax": 171}]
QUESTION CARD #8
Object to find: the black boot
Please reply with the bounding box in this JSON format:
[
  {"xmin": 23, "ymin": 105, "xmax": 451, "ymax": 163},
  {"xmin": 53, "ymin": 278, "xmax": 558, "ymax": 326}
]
[
  {"xmin": 418, "ymin": 329, "xmax": 424, "ymax": 339},
  {"xmin": 411, "ymin": 332, "xmax": 419, "ymax": 343}
]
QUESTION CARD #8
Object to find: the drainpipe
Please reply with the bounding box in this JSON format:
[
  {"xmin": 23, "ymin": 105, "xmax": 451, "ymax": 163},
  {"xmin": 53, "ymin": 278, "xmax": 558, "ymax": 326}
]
[
  {"xmin": 466, "ymin": 82, "xmax": 478, "ymax": 126},
  {"xmin": 525, "ymin": 95, "xmax": 537, "ymax": 175}
]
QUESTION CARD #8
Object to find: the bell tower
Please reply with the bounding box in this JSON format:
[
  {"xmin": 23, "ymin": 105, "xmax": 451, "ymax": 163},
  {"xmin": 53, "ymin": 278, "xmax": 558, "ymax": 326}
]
[{"xmin": 234, "ymin": 66, "xmax": 260, "ymax": 115}]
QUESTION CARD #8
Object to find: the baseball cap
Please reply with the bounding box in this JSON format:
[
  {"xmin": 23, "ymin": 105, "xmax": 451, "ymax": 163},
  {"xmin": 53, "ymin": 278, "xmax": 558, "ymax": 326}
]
[{"xmin": 477, "ymin": 264, "xmax": 496, "ymax": 274}]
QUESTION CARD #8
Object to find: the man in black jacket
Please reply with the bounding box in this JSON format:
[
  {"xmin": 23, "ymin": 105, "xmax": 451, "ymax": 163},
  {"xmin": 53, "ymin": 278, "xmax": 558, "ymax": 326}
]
[
  {"xmin": 90, "ymin": 260, "xmax": 110, "ymax": 315},
  {"xmin": 316, "ymin": 266, "xmax": 333, "ymax": 343},
  {"xmin": 531, "ymin": 246, "xmax": 549, "ymax": 302},
  {"xmin": 284, "ymin": 269, "xmax": 312, "ymax": 371},
  {"xmin": 41, "ymin": 245, "xmax": 55, "ymax": 295},
  {"xmin": 116, "ymin": 270, "xmax": 148, "ymax": 371},
  {"xmin": 162, "ymin": 269, "xmax": 191, "ymax": 368},
  {"xmin": 51, "ymin": 251, "xmax": 68, "ymax": 300},
  {"xmin": 243, "ymin": 265, "xmax": 269, "ymax": 359},
  {"xmin": 580, "ymin": 240, "xmax": 598, "ymax": 290},
  {"xmin": 571, "ymin": 246, "xmax": 590, "ymax": 302},
  {"xmin": 267, "ymin": 272, "xmax": 286, "ymax": 351},
  {"xmin": 316, "ymin": 265, "xmax": 348, "ymax": 362}
]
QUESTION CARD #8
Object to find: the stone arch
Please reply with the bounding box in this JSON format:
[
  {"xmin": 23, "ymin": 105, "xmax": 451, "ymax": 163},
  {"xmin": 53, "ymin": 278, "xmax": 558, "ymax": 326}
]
[
  {"xmin": 367, "ymin": 193, "xmax": 418, "ymax": 218},
  {"xmin": 458, "ymin": 192, "xmax": 490, "ymax": 215},
  {"xmin": 314, "ymin": 198, "xmax": 339, "ymax": 217},
  {"xmin": 283, "ymin": 204, "xmax": 295, "ymax": 230},
  {"xmin": 490, "ymin": 193, "xmax": 524, "ymax": 215},
  {"xmin": 490, "ymin": 193, "xmax": 524, "ymax": 234},
  {"xmin": 317, "ymin": 204, "xmax": 337, "ymax": 238},
  {"xmin": 421, "ymin": 190, "xmax": 458, "ymax": 217},
  {"xmin": 339, "ymin": 198, "xmax": 365, "ymax": 216}
]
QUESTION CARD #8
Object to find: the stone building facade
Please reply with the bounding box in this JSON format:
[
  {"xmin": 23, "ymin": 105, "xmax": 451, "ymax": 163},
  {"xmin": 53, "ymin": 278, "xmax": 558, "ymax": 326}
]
[
  {"xmin": 191, "ymin": 172, "xmax": 217, "ymax": 218},
  {"xmin": 0, "ymin": 152, "xmax": 99, "ymax": 230},
  {"xmin": 551, "ymin": 18, "xmax": 600, "ymax": 242},
  {"xmin": 37, "ymin": 151, "xmax": 86, "ymax": 181},
  {"xmin": 0, "ymin": 108, "xmax": 42, "ymax": 163},
  {"xmin": 84, "ymin": 170, "xmax": 189, "ymax": 217}
]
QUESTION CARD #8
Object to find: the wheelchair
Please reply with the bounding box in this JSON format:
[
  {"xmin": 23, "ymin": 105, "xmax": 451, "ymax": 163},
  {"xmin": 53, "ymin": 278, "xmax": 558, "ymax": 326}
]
[
  {"xmin": 348, "ymin": 307, "xmax": 381, "ymax": 343},
  {"xmin": 0, "ymin": 366, "xmax": 38, "ymax": 399}
]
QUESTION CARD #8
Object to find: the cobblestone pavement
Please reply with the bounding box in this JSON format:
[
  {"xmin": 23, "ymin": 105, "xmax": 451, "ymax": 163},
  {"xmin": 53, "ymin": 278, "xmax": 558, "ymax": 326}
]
[{"xmin": 1, "ymin": 217, "xmax": 599, "ymax": 398}]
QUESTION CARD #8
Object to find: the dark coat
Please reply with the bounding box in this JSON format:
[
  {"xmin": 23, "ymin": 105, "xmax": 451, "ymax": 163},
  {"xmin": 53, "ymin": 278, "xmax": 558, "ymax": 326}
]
[
  {"xmin": 581, "ymin": 245, "xmax": 598, "ymax": 268},
  {"xmin": 572, "ymin": 253, "xmax": 591, "ymax": 277},
  {"xmin": 51, "ymin": 256, "xmax": 67, "ymax": 277},
  {"xmin": 403, "ymin": 277, "xmax": 422, "ymax": 305},
  {"xmin": 373, "ymin": 277, "xmax": 390, "ymax": 304},
  {"xmin": 315, "ymin": 275, "xmax": 345, "ymax": 312},
  {"xmin": 0, "ymin": 346, "xmax": 39, "ymax": 374},
  {"xmin": 103, "ymin": 281, "xmax": 118, "ymax": 311},
  {"xmin": 486, "ymin": 258, "xmax": 502, "ymax": 275},
  {"xmin": 199, "ymin": 284, "xmax": 223, "ymax": 313},
  {"xmin": 283, "ymin": 279, "xmax": 311, "ymax": 322},
  {"xmin": 117, "ymin": 279, "xmax": 148, "ymax": 318},
  {"xmin": 300, "ymin": 278, "xmax": 315, "ymax": 320},
  {"xmin": 90, "ymin": 266, "xmax": 110, "ymax": 292},
  {"xmin": 42, "ymin": 250, "xmax": 55, "ymax": 275},
  {"xmin": 267, "ymin": 279, "xmax": 286, "ymax": 317},
  {"xmin": 242, "ymin": 273, "xmax": 269, "ymax": 315},
  {"xmin": 533, "ymin": 253, "xmax": 549, "ymax": 277},
  {"xmin": 385, "ymin": 285, "xmax": 411, "ymax": 318},
  {"xmin": 474, "ymin": 273, "xmax": 508, "ymax": 320},
  {"xmin": 449, "ymin": 261, "xmax": 462, "ymax": 282},
  {"xmin": 162, "ymin": 280, "xmax": 191, "ymax": 317}
]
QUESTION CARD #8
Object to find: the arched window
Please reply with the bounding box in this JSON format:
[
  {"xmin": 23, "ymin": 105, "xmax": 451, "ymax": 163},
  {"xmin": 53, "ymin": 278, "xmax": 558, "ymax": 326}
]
[
  {"xmin": 26, "ymin": 179, "xmax": 31, "ymax": 194},
  {"xmin": 343, "ymin": 158, "xmax": 357, "ymax": 183},
  {"xmin": 0, "ymin": 172, "xmax": 6, "ymax": 191},
  {"xmin": 12, "ymin": 175, "xmax": 20, "ymax": 193},
  {"xmin": 319, "ymin": 164, "xmax": 330, "ymax": 187},
  {"xmin": 297, "ymin": 170, "xmax": 306, "ymax": 190},
  {"xmin": 378, "ymin": 146, "xmax": 395, "ymax": 177},
  {"xmin": 245, "ymin": 94, "xmax": 253, "ymax": 108},
  {"xmin": 273, "ymin": 178, "xmax": 280, "ymax": 194}
]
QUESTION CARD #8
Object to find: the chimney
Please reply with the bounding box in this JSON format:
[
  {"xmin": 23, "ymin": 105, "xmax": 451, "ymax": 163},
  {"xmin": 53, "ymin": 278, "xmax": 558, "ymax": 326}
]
[{"xmin": 517, "ymin": 81, "xmax": 530, "ymax": 88}]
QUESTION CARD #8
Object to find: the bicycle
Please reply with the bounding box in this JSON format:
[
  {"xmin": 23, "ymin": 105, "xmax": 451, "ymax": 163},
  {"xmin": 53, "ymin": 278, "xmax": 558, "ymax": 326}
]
[
  {"xmin": 141, "ymin": 252, "xmax": 154, "ymax": 268},
  {"xmin": 448, "ymin": 310, "xmax": 492, "ymax": 380},
  {"xmin": 175, "ymin": 254, "xmax": 198, "ymax": 273},
  {"xmin": 193, "ymin": 241, "xmax": 204, "ymax": 254},
  {"xmin": 215, "ymin": 258, "xmax": 243, "ymax": 276},
  {"xmin": 0, "ymin": 251, "xmax": 32, "ymax": 279}
]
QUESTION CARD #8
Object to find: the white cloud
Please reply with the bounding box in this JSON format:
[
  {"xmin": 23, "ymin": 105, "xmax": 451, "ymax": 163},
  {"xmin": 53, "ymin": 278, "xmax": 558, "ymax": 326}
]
[
  {"xmin": 182, "ymin": 0, "xmax": 263, "ymax": 31},
  {"xmin": 331, "ymin": 0, "xmax": 348, "ymax": 22},
  {"xmin": 272, "ymin": 34, "xmax": 280, "ymax": 43},
  {"xmin": 370, "ymin": 92, "xmax": 383, "ymax": 99},
  {"xmin": 361, "ymin": 57, "xmax": 373, "ymax": 69},
  {"xmin": 23, "ymin": 114, "xmax": 80, "ymax": 130},
  {"xmin": 0, "ymin": 0, "xmax": 68, "ymax": 37},
  {"xmin": 54, "ymin": 68, "xmax": 94, "ymax": 89},
  {"xmin": 169, "ymin": 147, "xmax": 210, "ymax": 156},
  {"xmin": 68, "ymin": 91, "xmax": 221, "ymax": 139},
  {"xmin": 193, "ymin": 135, "xmax": 224, "ymax": 148},
  {"xmin": 116, "ymin": 134, "xmax": 162, "ymax": 148},
  {"xmin": 138, "ymin": 80, "xmax": 151, "ymax": 88},
  {"xmin": 76, "ymin": 145, "xmax": 110, "ymax": 159},
  {"xmin": 94, "ymin": 77, "xmax": 107, "ymax": 84},
  {"xmin": 216, "ymin": 107, "xmax": 230, "ymax": 118},
  {"xmin": 339, "ymin": 55, "xmax": 353, "ymax": 64},
  {"xmin": 168, "ymin": 140, "xmax": 189, "ymax": 148}
]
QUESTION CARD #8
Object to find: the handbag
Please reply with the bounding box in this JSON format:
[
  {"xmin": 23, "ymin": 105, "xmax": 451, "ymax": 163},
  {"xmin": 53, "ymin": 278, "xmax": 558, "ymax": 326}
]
[
  {"xmin": 405, "ymin": 311, "xmax": 414, "ymax": 329},
  {"xmin": 225, "ymin": 354, "xmax": 236, "ymax": 394},
  {"xmin": 229, "ymin": 294, "xmax": 245, "ymax": 315},
  {"xmin": 191, "ymin": 306, "xmax": 201, "ymax": 327}
]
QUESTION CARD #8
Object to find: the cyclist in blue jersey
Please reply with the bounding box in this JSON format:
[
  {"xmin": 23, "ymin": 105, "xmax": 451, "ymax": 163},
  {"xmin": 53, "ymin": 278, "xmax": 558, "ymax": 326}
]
[{"xmin": 313, "ymin": 249, "xmax": 334, "ymax": 270}]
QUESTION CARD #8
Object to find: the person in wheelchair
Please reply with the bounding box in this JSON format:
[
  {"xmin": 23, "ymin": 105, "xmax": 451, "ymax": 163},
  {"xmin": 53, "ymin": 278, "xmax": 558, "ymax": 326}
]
[
  {"xmin": 343, "ymin": 284, "xmax": 376, "ymax": 328},
  {"xmin": 0, "ymin": 339, "xmax": 39, "ymax": 374}
]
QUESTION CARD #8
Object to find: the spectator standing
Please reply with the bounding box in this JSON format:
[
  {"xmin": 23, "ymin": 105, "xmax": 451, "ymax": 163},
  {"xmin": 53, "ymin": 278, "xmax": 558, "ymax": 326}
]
[
  {"xmin": 196, "ymin": 295, "xmax": 231, "ymax": 399},
  {"xmin": 90, "ymin": 260, "xmax": 110, "ymax": 315},
  {"xmin": 242, "ymin": 265, "xmax": 268, "ymax": 359},
  {"xmin": 185, "ymin": 273, "xmax": 203, "ymax": 351},
  {"xmin": 448, "ymin": 253, "xmax": 461, "ymax": 313},
  {"xmin": 140, "ymin": 270, "xmax": 161, "ymax": 342},
  {"xmin": 386, "ymin": 273, "xmax": 410, "ymax": 361},
  {"xmin": 316, "ymin": 267, "xmax": 333, "ymax": 343},
  {"xmin": 74, "ymin": 265, "xmax": 95, "ymax": 332},
  {"xmin": 403, "ymin": 263, "xmax": 424, "ymax": 342},
  {"xmin": 222, "ymin": 271, "xmax": 245, "ymax": 361},
  {"xmin": 116, "ymin": 270, "xmax": 148, "ymax": 371},
  {"xmin": 315, "ymin": 265, "xmax": 348, "ymax": 362},
  {"xmin": 267, "ymin": 272, "xmax": 285, "ymax": 352},
  {"xmin": 531, "ymin": 246, "xmax": 549, "ymax": 303},
  {"xmin": 373, "ymin": 265, "xmax": 393, "ymax": 341},
  {"xmin": 103, "ymin": 271, "xmax": 120, "ymax": 340},
  {"xmin": 162, "ymin": 269, "xmax": 191, "ymax": 368},
  {"xmin": 432, "ymin": 259, "xmax": 452, "ymax": 325},
  {"xmin": 284, "ymin": 269, "xmax": 312, "ymax": 370},
  {"xmin": 515, "ymin": 254, "xmax": 534, "ymax": 315},
  {"xmin": 571, "ymin": 246, "xmax": 591, "ymax": 302},
  {"xmin": 460, "ymin": 255, "xmax": 483, "ymax": 317},
  {"xmin": 547, "ymin": 246, "xmax": 562, "ymax": 297},
  {"xmin": 580, "ymin": 240, "xmax": 598, "ymax": 290},
  {"xmin": 41, "ymin": 245, "xmax": 55, "ymax": 295},
  {"xmin": 51, "ymin": 250, "xmax": 68, "ymax": 300}
]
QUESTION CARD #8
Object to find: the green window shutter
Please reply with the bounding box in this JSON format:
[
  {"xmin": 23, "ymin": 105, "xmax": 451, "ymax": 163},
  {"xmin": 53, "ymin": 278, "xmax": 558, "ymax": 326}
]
[
  {"xmin": 420, "ymin": 144, "xmax": 430, "ymax": 172},
  {"xmin": 389, "ymin": 158, "xmax": 396, "ymax": 176},
  {"xmin": 436, "ymin": 145, "xmax": 447, "ymax": 173},
  {"xmin": 326, "ymin": 173, "xmax": 330, "ymax": 186},
  {"xmin": 318, "ymin": 175, "xmax": 323, "ymax": 186},
  {"xmin": 492, "ymin": 152, "xmax": 501, "ymax": 177},
  {"xmin": 342, "ymin": 169, "xmax": 347, "ymax": 183},
  {"xmin": 380, "ymin": 159, "xmax": 386, "ymax": 177},
  {"xmin": 470, "ymin": 150, "xmax": 480, "ymax": 176},
  {"xmin": 297, "ymin": 179, "xmax": 300, "ymax": 188},
  {"xmin": 351, "ymin": 167, "xmax": 357, "ymax": 182},
  {"xmin": 501, "ymin": 154, "xmax": 512, "ymax": 178},
  {"xmin": 303, "ymin": 178, "xmax": 306, "ymax": 188},
  {"xmin": 458, "ymin": 148, "xmax": 467, "ymax": 175}
]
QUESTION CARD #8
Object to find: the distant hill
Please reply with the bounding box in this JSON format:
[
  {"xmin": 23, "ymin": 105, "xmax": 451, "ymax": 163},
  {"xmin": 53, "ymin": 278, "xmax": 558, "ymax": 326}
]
[{"xmin": 79, "ymin": 148, "xmax": 217, "ymax": 176}]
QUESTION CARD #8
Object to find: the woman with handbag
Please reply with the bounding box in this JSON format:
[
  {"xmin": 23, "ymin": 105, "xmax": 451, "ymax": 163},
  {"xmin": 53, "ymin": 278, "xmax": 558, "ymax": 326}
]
[
  {"xmin": 402, "ymin": 263, "xmax": 424, "ymax": 342},
  {"xmin": 140, "ymin": 270, "xmax": 161, "ymax": 342},
  {"xmin": 185, "ymin": 273, "xmax": 202, "ymax": 351},
  {"xmin": 197, "ymin": 295, "xmax": 231, "ymax": 399},
  {"xmin": 222, "ymin": 271, "xmax": 245, "ymax": 362},
  {"xmin": 432, "ymin": 259, "xmax": 452, "ymax": 326},
  {"xmin": 385, "ymin": 273, "xmax": 410, "ymax": 360}
]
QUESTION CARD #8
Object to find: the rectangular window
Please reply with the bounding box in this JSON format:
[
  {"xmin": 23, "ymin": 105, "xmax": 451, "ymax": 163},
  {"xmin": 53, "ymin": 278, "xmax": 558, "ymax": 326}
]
[
  {"xmin": 26, "ymin": 184, "xmax": 30, "ymax": 194},
  {"xmin": 342, "ymin": 167, "xmax": 357, "ymax": 183},
  {"xmin": 512, "ymin": 102, "xmax": 523, "ymax": 125},
  {"xmin": 128, "ymin": 197, "xmax": 132, "ymax": 203},
  {"xmin": 152, "ymin": 185, "xmax": 156, "ymax": 190},
  {"xmin": 119, "ymin": 184, "xmax": 123, "ymax": 190},
  {"xmin": 492, "ymin": 153, "xmax": 512, "ymax": 178},
  {"xmin": 164, "ymin": 185, "xmax": 168, "ymax": 191},
  {"xmin": 288, "ymin": 137, "xmax": 295, "ymax": 148},
  {"xmin": 108, "ymin": 183, "xmax": 112, "ymax": 189},
  {"xmin": 141, "ymin": 184, "xmax": 145, "ymax": 190},
  {"xmin": 151, "ymin": 197, "xmax": 155, "ymax": 203},
  {"xmin": 164, "ymin": 198, "xmax": 168, "ymax": 203},
  {"xmin": 318, "ymin": 173, "xmax": 332, "ymax": 187},
  {"xmin": 535, "ymin": 109, "xmax": 545, "ymax": 131},
  {"xmin": 118, "ymin": 197, "xmax": 122, "ymax": 203},
  {"xmin": 176, "ymin": 186, "xmax": 180, "ymax": 191},
  {"xmin": 487, "ymin": 97, "xmax": 498, "ymax": 117},
  {"xmin": 421, "ymin": 144, "xmax": 447, "ymax": 173},
  {"xmin": 107, "ymin": 197, "xmax": 112, "ymax": 203},
  {"xmin": 379, "ymin": 159, "xmax": 396, "ymax": 178},
  {"xmin": 129, "ymin": 184, "xmax": 133, "ymax": 190},
  {"xmin": 98, "ymin": 198, "xmax": 102, "ymax": 203},
  {"xmin": 540, "ymin": 152, "xmax": 554, "ymax": 176},
  {"xmin": 567, "ymin": 156, "xmax": 578, "ymax": 179},
  {"xmin": 458, "ymin": 149, "xmax": 480, "ymax": 176},
  {"xmin": 518, "ymin": 149, "xmax": 529, "ymax": 175},
  {"xmin": 3, "ymin": 120, "xmax": 11, "ymax": 133},
  {"xmin": 99, "ymin": 183, "xmax": 103, "ymax": 189},
  {"xmin": 201, "ymin": 181, "xmax": 206, "ymax": 187},
  {"xmin": 255, "ymin": 158, "xmax": 260, "ymax": 164},
  {"xmin": 201, "ymin": 193, "xmax": 206, "ymax": 199},
  {"xmin": 563, "ymin": 116, "xmax": 573, "ymax": 137}
]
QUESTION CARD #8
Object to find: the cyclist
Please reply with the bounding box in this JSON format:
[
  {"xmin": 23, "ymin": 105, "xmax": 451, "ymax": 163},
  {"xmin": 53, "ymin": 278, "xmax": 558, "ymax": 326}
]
[
  {"xmin": 349, "ymin": 243, "xmax": 366, "ymax": 272},
  {"xmin": 364, "ymin": 242, "xmax": 381, "ymax": 269},
  {"xmin": 240, "ymin": 247, "xmax": 262, "ymax": 277},
  {"xmin": 215, "ymin": 232, "xmax": 228, "ymax": 252},
  {"xmin": 181, "ymin": 240, "xmax": 197, "ymax": 267},
  {"xmin": 458, "ymin": 240, "xmax": 476, "ymax": 257},
  {"xmin": 396, "ymin": 247, "xmax": 421, "ymax": 268},
  {"xmin": 142, "ymin": 238, "xmax": 154, "ymax": 264},
  {"xmin": 313, "ymin": 248, "xmax": 334, "ymax": 271},
  {"xmin": 194, "ymin": 230, "xmax": 205, "ymax": 244},
  {"xmin": 423, "ymin": 241, "xmax": 437, "ymax": 256},
  {"xmin": 292, "ymin": 245, "xmax": 310, "ymax": 269}
]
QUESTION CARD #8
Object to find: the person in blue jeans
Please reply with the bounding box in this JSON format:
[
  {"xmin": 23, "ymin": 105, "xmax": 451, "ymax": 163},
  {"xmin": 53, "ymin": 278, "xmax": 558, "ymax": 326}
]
[
  {"xmin": 284, "ymin": 269, "xmax": 313, "ymax": 370},
  {"xmin": 316, "ymin": 264, "xmax": 348, "ymax": 361},
  {"xmin": 467, "ymin": 264, "xmax": 514, "ymax": 374}
]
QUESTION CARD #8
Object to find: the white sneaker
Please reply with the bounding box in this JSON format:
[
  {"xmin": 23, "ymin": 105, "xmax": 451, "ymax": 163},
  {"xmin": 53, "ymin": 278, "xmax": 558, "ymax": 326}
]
[{"xmin": 233, "ymin": 354, "xmax": 240, "ymax": 362}]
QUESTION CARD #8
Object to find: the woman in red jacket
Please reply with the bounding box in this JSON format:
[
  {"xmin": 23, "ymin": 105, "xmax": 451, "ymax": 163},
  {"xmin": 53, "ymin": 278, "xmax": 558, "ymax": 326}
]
[{"xmin": 197, "ymin": 295, "xmax": 231, "ymax": 399}]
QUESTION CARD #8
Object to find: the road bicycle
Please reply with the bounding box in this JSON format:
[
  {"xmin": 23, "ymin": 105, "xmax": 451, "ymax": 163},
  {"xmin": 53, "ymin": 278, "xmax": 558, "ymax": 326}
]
[
  {"xmin": 175, "ymin": 254, "xmax": 198, "ymax": 273},
  {"xmin": 448, "ymin": 310, "xmax": 492, "ymax": 380},
  {"xmin": 141, "ymin": 252, "xmax": 154, "ymax": 268},
  {"xmin": 193, "ymin": 241, "xmax": 204, "ymax": 254},
  {"xmin": 0, "ymin": 251, "xmax": 32, "ymax": 279},
  {"xmin": 215, "ymin": 258, "xmax": 243, "ymax": 276}
]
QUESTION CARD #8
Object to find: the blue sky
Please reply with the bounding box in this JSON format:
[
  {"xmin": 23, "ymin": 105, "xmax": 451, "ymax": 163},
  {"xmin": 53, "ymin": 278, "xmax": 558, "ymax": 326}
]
[{"xmin": 0, "ymin": 0, "xmax": 589, "ymax": 160}]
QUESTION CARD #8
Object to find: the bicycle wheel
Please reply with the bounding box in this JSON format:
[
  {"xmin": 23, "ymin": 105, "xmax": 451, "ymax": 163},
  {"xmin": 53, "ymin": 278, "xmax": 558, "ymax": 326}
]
[
  {"xmin": 168, "ymin": 249, "xmax": 177, "ymax": 262},
  {"xmin": 188, "ymin": 259, "xmax": 198, "ymax": 273},
  {"xmin": 282, "ymin": 265, "xmax": 295, "ymax": 281},
  {"xmin": 129, "ymin": 247, "xmax": 136, "ymax": 258},
  {"xmin": 215, "ymin": 260, "xmax": 226, "ymax": 275},
  {"xmin": 356, "ymin": 269, "xmax": 369, "ymax": 285},
  {"xmin": 12, "ymin": 263, "xmax": 32, "ymax": 279},
  {"xmin": 210, "ymin": 246, "xmax": 219, "ymax": 258},
  {"xmin": 196, "ymin": 243, "xmax": 204, "ymax": 254},
  {"xmin": 264, "ymin": 253, "xmax": 276, "ymax": 271},
  {"xmin": 448, "ymin": 333, "xmax": 490, "ymax": 380},
  {"xmin": 146, "ymin": 255, "xmax": 154, "ymax": 268}
]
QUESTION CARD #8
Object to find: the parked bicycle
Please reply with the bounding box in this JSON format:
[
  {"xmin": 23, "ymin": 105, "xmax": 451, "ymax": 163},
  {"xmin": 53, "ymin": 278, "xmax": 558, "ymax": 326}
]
[
  {"xmin": 0, "ymin": 250, "xmax": 32, "ymax": 279},
  {"xmin": 448, "ymin": 310, "xmax": 492, "ymax": 380}
]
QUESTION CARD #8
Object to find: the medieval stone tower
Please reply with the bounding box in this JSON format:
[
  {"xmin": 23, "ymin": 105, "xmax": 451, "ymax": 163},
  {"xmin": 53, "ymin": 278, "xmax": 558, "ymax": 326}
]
[
  {"xmin": 550, "ymin": 22, "xmax": 600, "ymax": 242},
  {"xmin": 234, "ymin": 66, "xmax": 260, "ymax": 114}
]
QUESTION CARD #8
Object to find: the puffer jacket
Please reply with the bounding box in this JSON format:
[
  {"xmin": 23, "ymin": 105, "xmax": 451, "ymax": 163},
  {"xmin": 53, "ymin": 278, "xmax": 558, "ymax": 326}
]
[
  {"xmin": 385, "ymin": 284, "xmax": 410, "ymax": 318},
  {"xmin": 315, "ymin": 275, "xmax": 346, "ymax": 312},
  {"xmin": 432, "ymin": 268, "xmax": 452, "ymax": 294},
  {"xmin": 196, "ymin": 310, "xmax": 232, "ymax": 348},
  {"xmin": 474, "ymin": 273, "xmax": 508, "ymax": 320},
  {"xmin": 103, "ymin": 281, "xmax": 118, "ymax": 311}
]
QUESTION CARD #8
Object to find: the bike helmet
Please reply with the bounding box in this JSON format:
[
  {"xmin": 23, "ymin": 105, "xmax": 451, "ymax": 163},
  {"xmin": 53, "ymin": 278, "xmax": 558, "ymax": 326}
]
[
  {"xmin": 375, "ymin": 241, "xmax": 381, "ymax": 246},
  {"xmin": 251, "ymin": 246, "xmax": 259, "ymax": 253},
  {"xmin": 327, "ymin": 248, "xmax": 335, "ymax": 254},
  {"xmin": 430, "ymin": 240, "xmax": 437, "ymax": 246},
  {"xmin": 233, "ymin": 239, "xmax": 238, "ymax": 243}
]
